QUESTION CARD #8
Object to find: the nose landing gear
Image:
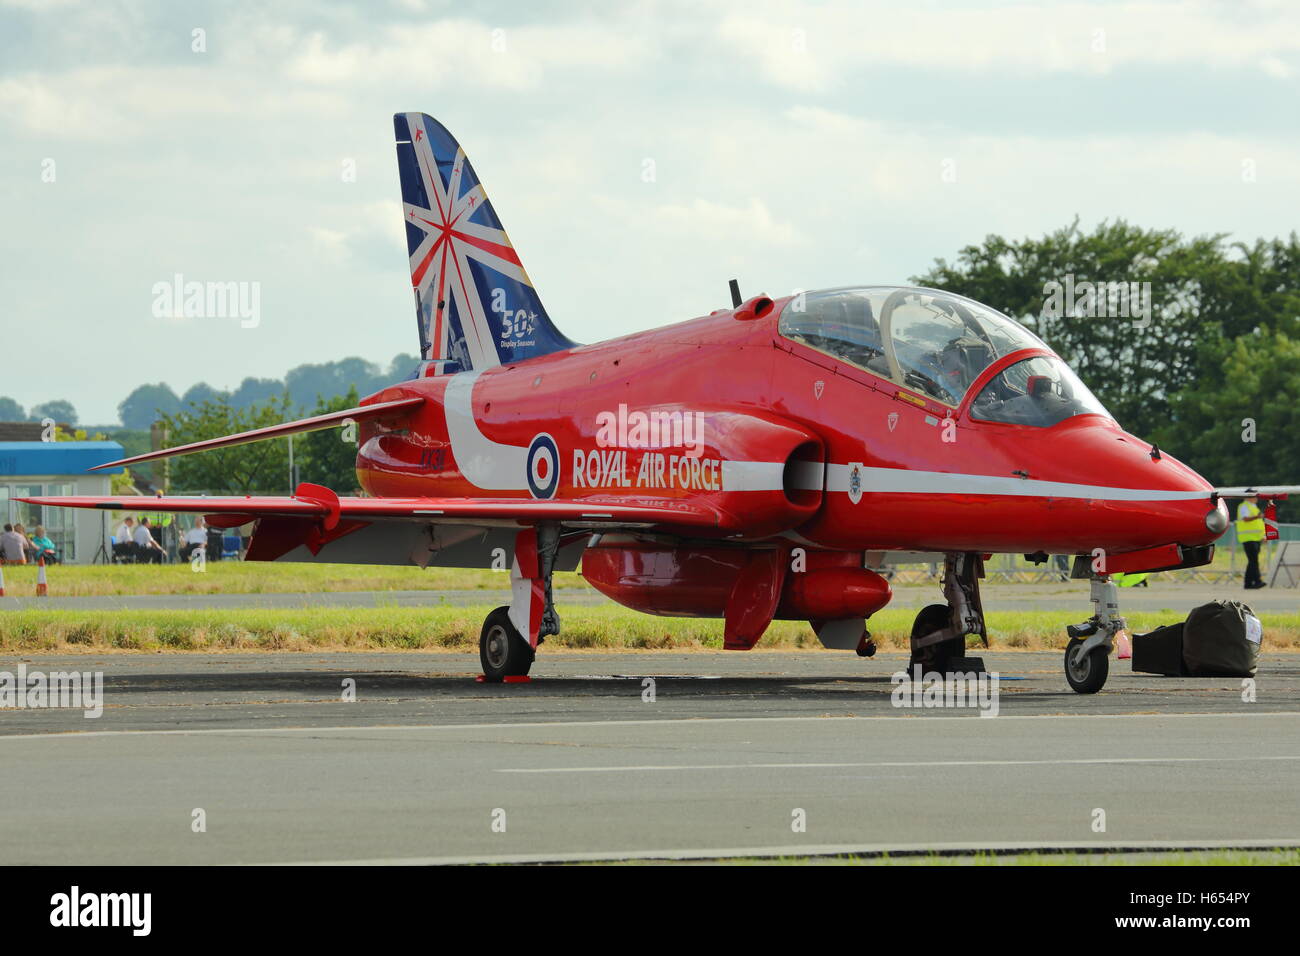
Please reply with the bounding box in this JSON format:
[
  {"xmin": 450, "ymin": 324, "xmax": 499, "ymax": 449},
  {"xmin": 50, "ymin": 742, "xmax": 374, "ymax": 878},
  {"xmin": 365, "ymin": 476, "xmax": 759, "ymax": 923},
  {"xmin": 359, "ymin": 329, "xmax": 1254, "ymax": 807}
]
[{"xmin": 1063, "ymin": 573, "xmax": 1128, "ymax": 694}]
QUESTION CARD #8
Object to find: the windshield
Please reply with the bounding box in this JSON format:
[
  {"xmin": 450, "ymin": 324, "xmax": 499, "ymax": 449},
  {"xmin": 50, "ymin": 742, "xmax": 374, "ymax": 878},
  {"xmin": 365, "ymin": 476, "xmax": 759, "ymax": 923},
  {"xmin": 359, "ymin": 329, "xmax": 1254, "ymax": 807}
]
[
  {"xmin": 970, "ymin": 356, "xmax": 1111, "ymax": 427},
  {"xmin": 779, "ymin": 286, "xmax": 1045, "ymax": 406}
]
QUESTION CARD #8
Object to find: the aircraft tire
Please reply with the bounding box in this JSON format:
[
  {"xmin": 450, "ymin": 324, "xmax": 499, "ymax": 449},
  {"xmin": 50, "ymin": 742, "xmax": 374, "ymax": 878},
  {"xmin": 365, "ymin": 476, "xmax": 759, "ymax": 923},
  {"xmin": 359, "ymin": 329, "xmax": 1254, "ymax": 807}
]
[
  {"xmin": 910, "ymin": 603, "xmax": 964, "ymax": 672},
  {"xmin": 1064, "ymin": 636, "xmax": 1109, "ymax": 694},
  {"xmin": 479, "ymin": 606, "xmax": 534, "ymax": 682}
]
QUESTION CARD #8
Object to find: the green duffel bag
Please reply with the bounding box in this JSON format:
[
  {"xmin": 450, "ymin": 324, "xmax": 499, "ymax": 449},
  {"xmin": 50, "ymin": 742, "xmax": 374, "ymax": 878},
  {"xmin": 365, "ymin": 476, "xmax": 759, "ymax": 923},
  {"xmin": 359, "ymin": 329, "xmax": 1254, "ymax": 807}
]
[{"xmin": 1182, "ymin": 600, "xmax": 1261, "ymax": 678}]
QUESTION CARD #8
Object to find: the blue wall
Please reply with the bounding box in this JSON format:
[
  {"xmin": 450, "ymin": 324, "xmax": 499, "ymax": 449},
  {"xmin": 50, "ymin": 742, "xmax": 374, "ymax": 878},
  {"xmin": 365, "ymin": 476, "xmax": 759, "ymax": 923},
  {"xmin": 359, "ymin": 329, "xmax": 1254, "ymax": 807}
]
[{"xmin": 0, "ymin": 441, "xmax": 125, "ymax": 476}]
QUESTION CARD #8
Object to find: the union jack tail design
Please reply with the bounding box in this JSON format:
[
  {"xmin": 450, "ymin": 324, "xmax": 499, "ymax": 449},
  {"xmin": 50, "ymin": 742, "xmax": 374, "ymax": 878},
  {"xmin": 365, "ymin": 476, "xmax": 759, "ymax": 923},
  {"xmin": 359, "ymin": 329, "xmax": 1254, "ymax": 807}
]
[{"xmin": 394, "ymin": 113, "xmax": 577, "ymax": 375}]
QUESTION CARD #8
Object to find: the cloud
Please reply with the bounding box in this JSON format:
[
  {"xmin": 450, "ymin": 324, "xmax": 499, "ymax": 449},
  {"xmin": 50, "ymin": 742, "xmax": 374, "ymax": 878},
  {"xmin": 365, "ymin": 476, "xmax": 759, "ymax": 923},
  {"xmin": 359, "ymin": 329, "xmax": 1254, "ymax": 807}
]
[
  {"xmin": 2, "ymin": 0, "xmax": 1299, "ymax": 423},
  {"xmin": 284, "ymin": 18, "xmax": 655, "ymax": 90},
  {"xmin": 651, "ymin": 197, "xmax": 807, "ymax": 245},
  {"xmin": 715, "ymin": 1, "xmax": 1300, "ymax": 88}
]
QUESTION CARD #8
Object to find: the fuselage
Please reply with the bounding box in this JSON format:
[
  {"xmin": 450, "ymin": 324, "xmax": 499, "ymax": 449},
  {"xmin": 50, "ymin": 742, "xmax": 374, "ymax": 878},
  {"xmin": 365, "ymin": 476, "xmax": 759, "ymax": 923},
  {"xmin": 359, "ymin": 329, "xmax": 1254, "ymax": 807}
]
[{"xmin": 354, "ymin": 287, "xmax": 1223, "ymax": 558}]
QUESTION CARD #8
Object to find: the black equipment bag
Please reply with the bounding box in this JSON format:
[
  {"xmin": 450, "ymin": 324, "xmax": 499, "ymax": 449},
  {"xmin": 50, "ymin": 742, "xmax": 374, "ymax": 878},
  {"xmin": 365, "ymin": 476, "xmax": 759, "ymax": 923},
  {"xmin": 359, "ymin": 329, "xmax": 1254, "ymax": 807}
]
[
  {"xmin": 1132, "ymin": 622, "xmax": 1187, "ymax": 677},
  {"xmin": 1182, "ymin": 600, "xmax": 1261, "ymax": 678}
]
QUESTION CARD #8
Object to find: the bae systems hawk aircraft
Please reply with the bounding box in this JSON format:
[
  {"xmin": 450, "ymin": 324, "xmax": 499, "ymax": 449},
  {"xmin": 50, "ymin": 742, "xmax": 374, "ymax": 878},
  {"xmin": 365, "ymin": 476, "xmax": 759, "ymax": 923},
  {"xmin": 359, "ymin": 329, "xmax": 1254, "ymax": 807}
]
[{"xmin": 22, "ymin": 113, "xmax": 1297, "ymax": 693}]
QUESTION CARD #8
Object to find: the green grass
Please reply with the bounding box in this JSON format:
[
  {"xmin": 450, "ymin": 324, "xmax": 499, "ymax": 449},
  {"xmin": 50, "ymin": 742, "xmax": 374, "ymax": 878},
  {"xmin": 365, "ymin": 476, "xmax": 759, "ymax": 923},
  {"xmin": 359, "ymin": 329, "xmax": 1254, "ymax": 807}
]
[
  {"xmin": 0, "ymin": 561, "xmax": 588, "ymax": 596},
  {"xmin": 2, "ymin": 605, "xmax": 1297, "ymax": 653}
]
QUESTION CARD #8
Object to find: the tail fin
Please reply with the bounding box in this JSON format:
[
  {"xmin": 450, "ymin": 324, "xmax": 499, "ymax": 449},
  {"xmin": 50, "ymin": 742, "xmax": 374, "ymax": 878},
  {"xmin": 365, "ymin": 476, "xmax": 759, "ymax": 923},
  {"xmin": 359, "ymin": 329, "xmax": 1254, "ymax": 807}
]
[{"xmin": 393, "ymin": 112, "xmax": 577, "ymax": 374}]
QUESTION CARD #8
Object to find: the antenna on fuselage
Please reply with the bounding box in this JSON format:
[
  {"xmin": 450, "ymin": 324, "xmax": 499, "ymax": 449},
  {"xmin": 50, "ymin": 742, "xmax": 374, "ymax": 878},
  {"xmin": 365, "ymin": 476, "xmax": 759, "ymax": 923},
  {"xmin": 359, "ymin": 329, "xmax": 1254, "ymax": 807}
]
[{"xmin": 728, "ymin": 279, "xmax": 742, "ymax": 308}]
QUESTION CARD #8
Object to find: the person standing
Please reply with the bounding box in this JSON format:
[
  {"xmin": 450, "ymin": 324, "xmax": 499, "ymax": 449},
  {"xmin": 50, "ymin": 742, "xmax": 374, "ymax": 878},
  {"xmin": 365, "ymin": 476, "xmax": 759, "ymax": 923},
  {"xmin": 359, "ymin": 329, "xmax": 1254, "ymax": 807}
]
[
  {"xmin": 1237, "ymin": 491, "xmax": 1267, "ymax": 590},
  {"xmin": 13, "ymin": 524, "xmax": 36, "ymax": 562}
]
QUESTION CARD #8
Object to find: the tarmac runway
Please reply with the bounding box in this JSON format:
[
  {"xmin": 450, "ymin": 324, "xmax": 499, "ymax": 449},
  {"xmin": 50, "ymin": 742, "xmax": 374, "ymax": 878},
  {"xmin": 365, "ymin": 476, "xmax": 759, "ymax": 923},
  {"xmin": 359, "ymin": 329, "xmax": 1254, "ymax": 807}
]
[{"xmin": 1, "ymin": 650, "xmax": 1297, "ymax": 864}]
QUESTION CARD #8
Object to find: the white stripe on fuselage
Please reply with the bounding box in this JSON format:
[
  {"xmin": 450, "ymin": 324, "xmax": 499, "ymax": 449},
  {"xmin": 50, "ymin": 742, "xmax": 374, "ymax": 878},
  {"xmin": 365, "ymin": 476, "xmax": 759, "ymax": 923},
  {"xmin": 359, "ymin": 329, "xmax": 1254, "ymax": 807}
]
[
  {"xmin": 819, "ymin": 463, "xmax": 1208, "ymax": 502},
  {"xmin": 442, "ymin": 382, "xmax": 1204, "ymax": 503},
  {"xmin": 444, "ymin": 373, "xmax": 528, "ymax": 490}
]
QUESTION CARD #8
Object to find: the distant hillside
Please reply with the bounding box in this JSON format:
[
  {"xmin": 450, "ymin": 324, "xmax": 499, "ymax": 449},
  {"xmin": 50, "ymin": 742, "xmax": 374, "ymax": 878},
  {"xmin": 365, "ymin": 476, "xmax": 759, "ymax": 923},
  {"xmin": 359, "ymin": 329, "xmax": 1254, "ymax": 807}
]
[{"xmin": 113, "ymin": 353, "xmax": 421, "ymax": 429}]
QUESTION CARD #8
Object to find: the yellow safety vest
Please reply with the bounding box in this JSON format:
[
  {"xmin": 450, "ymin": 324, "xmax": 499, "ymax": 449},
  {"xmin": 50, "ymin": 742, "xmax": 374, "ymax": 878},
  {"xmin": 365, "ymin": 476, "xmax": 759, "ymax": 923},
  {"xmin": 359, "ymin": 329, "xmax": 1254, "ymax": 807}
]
[
  {"xmin": 1112, "ymin": 572, "xmax": 1148, "ymax": 587},
  {"xmin": 1237, "ymin": 501, "xmax": 1265, "ymax": 543}
]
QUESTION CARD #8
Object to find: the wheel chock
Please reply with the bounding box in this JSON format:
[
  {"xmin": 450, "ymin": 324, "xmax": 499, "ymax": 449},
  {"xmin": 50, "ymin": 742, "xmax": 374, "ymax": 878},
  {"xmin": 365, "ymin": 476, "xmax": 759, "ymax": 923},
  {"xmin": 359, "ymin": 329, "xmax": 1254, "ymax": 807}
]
[{"xmin": 475, "ymin": 674, "xmax": 534, "ymax": 683}]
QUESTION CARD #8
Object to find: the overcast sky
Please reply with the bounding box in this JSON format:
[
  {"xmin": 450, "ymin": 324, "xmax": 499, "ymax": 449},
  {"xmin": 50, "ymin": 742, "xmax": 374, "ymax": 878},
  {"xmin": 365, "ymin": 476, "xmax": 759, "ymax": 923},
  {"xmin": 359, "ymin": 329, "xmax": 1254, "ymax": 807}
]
[{"xmin": 2, "ymin": 0, "xmax": 1297, "ymax": 424}]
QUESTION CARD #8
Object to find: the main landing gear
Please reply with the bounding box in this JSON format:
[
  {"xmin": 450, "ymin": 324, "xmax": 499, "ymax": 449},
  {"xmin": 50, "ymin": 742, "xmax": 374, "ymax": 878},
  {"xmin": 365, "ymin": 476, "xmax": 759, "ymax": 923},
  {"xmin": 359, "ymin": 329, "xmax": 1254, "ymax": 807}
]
[
  {"xmin": 479, "ymin": 606, "xmax": 534, "ymax": 681},
  {"xmin": 478, "ymin": 523, "xmax": 562, "ymax": 683},
  {"xmin": 910, "ymin": 552, "xmax": 988, "ymax": 673},
  {"xmin": 1063, "ymin": 573, "xmax": 1128, "ymax": 694}
]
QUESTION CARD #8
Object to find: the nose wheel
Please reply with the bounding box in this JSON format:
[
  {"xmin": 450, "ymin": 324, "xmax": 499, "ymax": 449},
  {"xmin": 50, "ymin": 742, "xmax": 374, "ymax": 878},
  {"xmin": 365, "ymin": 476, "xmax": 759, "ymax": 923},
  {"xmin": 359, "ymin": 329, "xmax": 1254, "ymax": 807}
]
[
  {"xmin": 1064, "ymin": 635, "xmax": 1109, "ymax": 694},
  {"xmin": 1062, "ymin": 573, "xmax": 1126, "ymax": 694}
]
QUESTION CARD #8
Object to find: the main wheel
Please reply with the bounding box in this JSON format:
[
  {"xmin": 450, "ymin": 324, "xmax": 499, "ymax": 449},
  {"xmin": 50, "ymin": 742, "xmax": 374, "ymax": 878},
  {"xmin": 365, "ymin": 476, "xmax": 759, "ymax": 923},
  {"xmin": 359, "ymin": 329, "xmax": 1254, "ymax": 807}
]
[
  {"xmin": 1064, "ymin": 636, "xmax": 1109, "ymax": 694},
  {"xmin": 910, "ymin": 603, "xmax": 964, "ymax": 672},
  {"xmin": 479, "ymin": 606, "xmax": 534, "ymax": 682}
]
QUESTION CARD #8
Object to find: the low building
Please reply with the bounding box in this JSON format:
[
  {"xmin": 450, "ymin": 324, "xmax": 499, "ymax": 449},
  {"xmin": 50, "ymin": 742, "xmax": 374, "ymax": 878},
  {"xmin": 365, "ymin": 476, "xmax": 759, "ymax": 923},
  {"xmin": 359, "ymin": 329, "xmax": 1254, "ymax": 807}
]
[{"xmin": 0, "ymin": 430, "xmax": 125, "ymax": 564}]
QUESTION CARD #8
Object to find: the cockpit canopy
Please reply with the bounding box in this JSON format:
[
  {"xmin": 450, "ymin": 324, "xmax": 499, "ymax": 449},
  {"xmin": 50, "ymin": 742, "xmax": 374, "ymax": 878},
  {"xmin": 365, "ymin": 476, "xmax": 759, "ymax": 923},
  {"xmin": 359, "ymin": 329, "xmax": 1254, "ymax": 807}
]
[{"xmin": 778, "ymin": 286, "xmax": 1110, "ymax": 425}]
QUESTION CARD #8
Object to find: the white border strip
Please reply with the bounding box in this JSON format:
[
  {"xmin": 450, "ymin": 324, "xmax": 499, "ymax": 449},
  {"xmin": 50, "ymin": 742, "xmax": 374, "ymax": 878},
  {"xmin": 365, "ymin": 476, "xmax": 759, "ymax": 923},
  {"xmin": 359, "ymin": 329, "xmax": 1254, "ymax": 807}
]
[{"xmin": 271, "ymin": 838, "xmax": 1300, "ymax": 866}]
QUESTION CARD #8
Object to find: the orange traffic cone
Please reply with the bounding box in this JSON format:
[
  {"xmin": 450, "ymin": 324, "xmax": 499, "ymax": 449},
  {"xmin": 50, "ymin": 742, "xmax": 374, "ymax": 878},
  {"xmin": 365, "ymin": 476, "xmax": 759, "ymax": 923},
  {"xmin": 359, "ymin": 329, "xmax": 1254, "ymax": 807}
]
[
  {"xmin": 1115, "ymin": 629, "xmax": 1132, "ymax": 660},
  {"xmin": 0, "ymin": 564, "xmax": 6, "ymax": 597},
  {"xmin": 35, "ymin": 557, "xmax": 48, "ymax": 597}
]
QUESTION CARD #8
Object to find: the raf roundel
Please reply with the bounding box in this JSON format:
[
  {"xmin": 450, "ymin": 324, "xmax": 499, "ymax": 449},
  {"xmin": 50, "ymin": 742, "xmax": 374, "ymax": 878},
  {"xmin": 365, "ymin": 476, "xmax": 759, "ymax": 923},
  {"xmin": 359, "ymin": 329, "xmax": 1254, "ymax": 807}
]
[{"xmin": 526, "ymin": 433, "xmax": 560, "ymax": 499}]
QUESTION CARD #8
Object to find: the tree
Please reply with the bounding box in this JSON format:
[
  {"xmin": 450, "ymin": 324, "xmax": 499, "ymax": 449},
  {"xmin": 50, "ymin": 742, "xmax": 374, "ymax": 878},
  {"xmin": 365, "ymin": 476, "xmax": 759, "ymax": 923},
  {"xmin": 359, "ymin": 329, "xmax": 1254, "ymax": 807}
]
[
  {"xmin": 119, "ymin": 383, "xmax": 182, "ymax": 429},
  {"xmin": 387, "ymin": 353, "xmax": 421, "ymax": 379},
  {"xmin": 0, "ymin": 396, "xmax": 24, "ymax": 421},
  {"xmin": 159, "ymin": 394, "xmax": 295, "ymax": 494},
  {"xmin": 286, "ymin": 358, "xmax": 380, "ymax": 409},
  {"xmin": 1161, "ymin": 332, "xmax": 1300, "ymax": 499},
  {"xmin": 229, "ymin": 377, "xmax": 285, "ymax": 410},
  {"xmin": 29, "ymin": 399, "xmax": 78, "ymax": 425},
  {"xmin": 910, "ymin": 219, "xmax": 1259, "ymax": 440},
  {"xmin": 181, "ymin": 382, "xmax": 226, "ymax": 407},
  {"xmin": 53, "ymin": 425, "xmax": 107, "ymax": 442},
  {"xmin": 299, "ymin": 386, "xmax": 363, "ymax": 492}
]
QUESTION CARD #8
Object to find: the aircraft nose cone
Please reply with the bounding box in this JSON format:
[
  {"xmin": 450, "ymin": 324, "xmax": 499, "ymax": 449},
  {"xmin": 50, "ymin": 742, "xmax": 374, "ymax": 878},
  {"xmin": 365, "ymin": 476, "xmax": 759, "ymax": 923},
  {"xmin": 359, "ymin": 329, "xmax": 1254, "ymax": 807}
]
[
  {"xmin": 1030, "ymin": 421, "xmax": 1221, "ymax": 551},
  {"xmin": 1205, "ymin": 499, "xmax": 1230, "ymax": 535}
]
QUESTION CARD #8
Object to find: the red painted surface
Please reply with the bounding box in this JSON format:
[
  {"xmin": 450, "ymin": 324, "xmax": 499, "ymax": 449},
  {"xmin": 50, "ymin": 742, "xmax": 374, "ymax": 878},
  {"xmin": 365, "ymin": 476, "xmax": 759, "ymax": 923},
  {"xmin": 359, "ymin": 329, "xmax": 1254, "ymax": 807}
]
[
  {"xmin": 583, "ymin": 541, "xmax": 891, "ymax": 624},
  {"xmin": 21, "ymin": 290, "xmax": 1226, "ymax": 643}
]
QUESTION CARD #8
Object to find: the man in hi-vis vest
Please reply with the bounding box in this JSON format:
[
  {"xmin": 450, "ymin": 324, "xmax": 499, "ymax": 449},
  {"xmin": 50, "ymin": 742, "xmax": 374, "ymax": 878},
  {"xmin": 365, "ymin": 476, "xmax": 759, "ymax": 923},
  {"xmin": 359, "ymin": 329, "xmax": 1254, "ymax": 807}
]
[{"xmin": 1236, "ymin": 490, "xmax": 1266, "ymax": 590}]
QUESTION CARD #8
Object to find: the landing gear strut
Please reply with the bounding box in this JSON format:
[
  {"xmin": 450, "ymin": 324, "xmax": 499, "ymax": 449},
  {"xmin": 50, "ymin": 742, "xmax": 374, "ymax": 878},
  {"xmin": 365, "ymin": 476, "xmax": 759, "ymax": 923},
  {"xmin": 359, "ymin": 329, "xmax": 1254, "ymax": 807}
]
[
  {"xmin": 910, "ymin": 553, "xmax": 988, "ymax": 673},
  {"xmin": 1063, "ymin": 573, "xmax": 1127, "ymax": 694},
  {"xmin": 479, "ymin": 523, "xmax": 562, "ymax": 683}
]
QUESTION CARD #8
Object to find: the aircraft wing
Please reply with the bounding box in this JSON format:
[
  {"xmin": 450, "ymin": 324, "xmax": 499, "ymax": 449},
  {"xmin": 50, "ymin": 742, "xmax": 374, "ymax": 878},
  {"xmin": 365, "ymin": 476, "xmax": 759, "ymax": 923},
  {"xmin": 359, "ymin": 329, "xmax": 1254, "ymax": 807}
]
[
  {"xmin": 15, "ymin": 491, "xmax": 731, "ymax": 532},
  {"xmin": 1214, "ymin": 485, "xmax": 1300, "ymax": 497}
]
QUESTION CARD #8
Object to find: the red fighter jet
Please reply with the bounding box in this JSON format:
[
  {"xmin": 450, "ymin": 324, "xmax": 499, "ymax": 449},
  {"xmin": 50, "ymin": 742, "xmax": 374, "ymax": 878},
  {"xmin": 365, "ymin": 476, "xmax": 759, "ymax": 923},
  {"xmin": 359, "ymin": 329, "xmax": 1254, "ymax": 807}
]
[{"xmin": 22, "ymin": 113, "xmax": 1280, "ymax": 693}]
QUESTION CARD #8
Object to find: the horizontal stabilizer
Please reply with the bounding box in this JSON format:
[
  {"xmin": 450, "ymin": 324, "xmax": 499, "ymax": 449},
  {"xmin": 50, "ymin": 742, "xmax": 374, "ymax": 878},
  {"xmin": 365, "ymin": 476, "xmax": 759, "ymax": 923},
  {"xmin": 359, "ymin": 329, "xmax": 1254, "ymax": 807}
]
[{"xmin": 87, "ymin": 397, "xmax": 424, "ymax": 472}]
